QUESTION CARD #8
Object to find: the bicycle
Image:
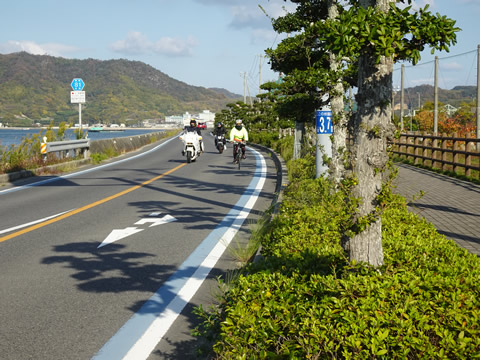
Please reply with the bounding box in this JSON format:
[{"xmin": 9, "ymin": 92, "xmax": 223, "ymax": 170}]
[{"xmin": 232, "ymin": 139, "xmax": 246, "ymax": 170}]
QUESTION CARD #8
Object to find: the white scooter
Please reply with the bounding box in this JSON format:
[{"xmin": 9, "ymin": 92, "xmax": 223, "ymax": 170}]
[{"xmin": 180, "ymin": 131, "xmax": 203, "ymax": 163}]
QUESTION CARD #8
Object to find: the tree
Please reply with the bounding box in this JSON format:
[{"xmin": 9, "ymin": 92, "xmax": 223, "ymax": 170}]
[
  {"xmin": 321, "ymin": 0, "xmax": 459, "ymax": 266},
  {"xmin": 268, "ymin": 0, "xmax": 459, "ymax": 266},
  {"xmin": 414, "ymin": 101, "xmax": 447, "ymax": 132},
  {"xmin": 453, "ymin": 101, "xmax": 476, "ymax": 126},
  {"xmin": 263, "ymin": 1, "xmax": 344, "ymax": 161}
]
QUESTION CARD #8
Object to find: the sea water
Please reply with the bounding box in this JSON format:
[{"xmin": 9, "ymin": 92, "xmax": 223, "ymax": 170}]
[{"xmin": 0, "ymin": 128, "xmax": 164, "ymax": 148}]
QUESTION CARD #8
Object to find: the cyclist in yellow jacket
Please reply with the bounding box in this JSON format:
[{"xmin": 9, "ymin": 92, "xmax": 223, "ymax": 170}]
[{"xmin": 229, "ymin": 119, "xmax": 249, "ymax": 163}]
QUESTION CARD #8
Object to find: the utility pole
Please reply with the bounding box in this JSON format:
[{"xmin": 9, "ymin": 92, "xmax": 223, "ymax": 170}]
[
  {"xmin": 243, "ymin": 72, "xmax": 246, "ymax": 104},
  {"xmin": 392, "ymin": 90, "xmax": 395, "ymax": 121},
  {"xmin": 259, "ymin": 54, "xmax": 262, "ymax": 96},
  {"xmin": 246, "ymin": 78, "xmax": 252, "ymax": 106},
  {"xmin": 433, "ymin": 56, "xmax": 438, "ymax": 135},
  {"xmin": 476, "ymin": 44, "xmax": 480, "ymax": 149},
  {"xmin": 400, "ymin": 64, "xmax": 405, "ymax": 131}
]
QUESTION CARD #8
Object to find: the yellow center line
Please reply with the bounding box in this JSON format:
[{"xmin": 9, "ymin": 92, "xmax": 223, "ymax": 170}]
[{"xmin": 0, "ymin": 163, "xmax": 187, "ymax": 243}]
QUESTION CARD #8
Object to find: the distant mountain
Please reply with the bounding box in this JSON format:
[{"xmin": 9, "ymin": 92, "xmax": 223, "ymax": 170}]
[
  {"xmin": 399, "ymin": 84, "xmax": 476, "ymax": 109},
  {"xmin": 209, "ymin": 87, "xmax": 242, "ymax": 99},
  {"xmin": 0, "ymin": 52, "xmax": 241, "ymax": 126}
]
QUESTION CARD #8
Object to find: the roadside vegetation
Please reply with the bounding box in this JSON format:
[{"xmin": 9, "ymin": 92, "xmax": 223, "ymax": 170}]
[
  {"xmin": 193, "ymin": 134, "xmax": 480, "ymax": 358},
  {"xmin": 0, "ymin": 125, "xmax": 178, "ymax": 175},
  {"xmin": 0, "ymin": 122, "xmax": 72, "ymax": 174},
  {"xmin": 192, "ymin": 0, "xmax": 480, "ymax": 357}
]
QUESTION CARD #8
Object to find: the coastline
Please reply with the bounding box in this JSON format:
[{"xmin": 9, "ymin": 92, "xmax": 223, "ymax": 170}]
[{"xmin": 0, "ymin": 127, "xmax": 176, "ymax": 148}]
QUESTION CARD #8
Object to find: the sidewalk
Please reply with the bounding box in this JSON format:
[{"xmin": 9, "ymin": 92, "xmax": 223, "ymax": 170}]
[{"xmin": 393, "ymin": 163, "xmax": 480, "ymax": 256}]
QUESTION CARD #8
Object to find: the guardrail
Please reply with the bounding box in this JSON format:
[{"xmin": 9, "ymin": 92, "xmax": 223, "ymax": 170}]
[{"xmin": 43, "ymin": 139, "xmax": 90, "ymax": 160}]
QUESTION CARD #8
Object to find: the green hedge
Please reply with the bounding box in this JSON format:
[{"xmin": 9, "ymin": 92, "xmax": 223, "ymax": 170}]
[
  {"xmin": 194, "ymin": 134, "xmax": 480, "ymax": 359},
  {"xmin": 249, "ymin": 130, "xmax": 280, "ymax": 149}
]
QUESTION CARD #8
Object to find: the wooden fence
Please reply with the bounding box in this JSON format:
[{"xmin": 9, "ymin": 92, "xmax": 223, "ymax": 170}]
[
  {"xmin": 391, "ymin": 132, "xmax": 480, "ymax": 179},
  {"xmin": 277, "ymin": 128, "xmax": 480, "ymax": 179}
]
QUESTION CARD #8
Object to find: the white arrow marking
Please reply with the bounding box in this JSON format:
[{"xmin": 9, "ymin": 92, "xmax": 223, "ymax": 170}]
[
  {"xmin": 135, "ymin": 215, "xmax": 177, "ymax": 227},
  {"xmin": 98, "ymin": 227, "xmax": 144, "ymax": 248}
]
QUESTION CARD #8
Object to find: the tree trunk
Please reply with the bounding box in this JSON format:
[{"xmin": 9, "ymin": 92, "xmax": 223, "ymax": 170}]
[
  {"xmin": 347, "ymin": 0, "xmax": 394, "ymax": 267},
  {"xmin": 293, "ymin": 121, "xmax": 304, "ymax": 160},
  {"xmin": 328, "ymin": 0, "xmax": 348, "ymax": 184}
]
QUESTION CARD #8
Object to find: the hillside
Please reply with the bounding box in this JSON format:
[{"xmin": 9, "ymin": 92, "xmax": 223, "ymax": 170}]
[
  {"xmin": 400, "ymin": 84, "xmax": 476, "ymax": 109},
  {"xmin": 0, "ymin": 52, "xmax": 241, "ymax": 126}
]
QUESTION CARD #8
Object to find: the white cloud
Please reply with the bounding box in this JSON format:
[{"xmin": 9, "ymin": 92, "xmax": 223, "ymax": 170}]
[
  {"xmin": 226, "ymin": 1, "xmax": 295, "ymax": 47},
  {"xmin": 442, "ymin": 61, "xmax": 464, "ymax": 71},
  {"xmin": 152, "ymin": 36, "xmax": 197, "ymax": 57},
  {"xmin": 230, "ymin": 5, "xmax": 267, "ymax": 29},
  {"xmin": 109, "ymin": 31, "xmax": 150, "ymax": 55},
  {"xmin": 265, "ymin": 2, "xmax": 297, "ymax": 19},
  {"xmin": 251, "ymin": 28, "xmax": 278, "ymax": 45},
  {"xmin": 110, "ymin": 31, "xmax": 196, "ymax": 57},
  {"xmin": 0, "ymin": 40, "xmax": 78, "ymax": 57},
  {"xmin": 229, "ymin": 2, "xmax": 295, "ymax": 30}
]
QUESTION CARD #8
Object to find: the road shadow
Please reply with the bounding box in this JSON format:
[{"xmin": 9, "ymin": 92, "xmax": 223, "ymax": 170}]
[
  {"xmin": 42, "ymin": 242, "xmax": 177, "ymax": 301},
  {"xmin": 406, "ymin": 202, "xmax": 480, "ymax": 217},
  {"xmin": 41, "ymin": 240, "xmax": 232, "ymax": 358}
]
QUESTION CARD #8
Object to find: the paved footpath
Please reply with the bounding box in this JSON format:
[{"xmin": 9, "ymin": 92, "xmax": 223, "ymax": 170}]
[{"xmin": 393, "ymin": 163, "xmax": 480, "ymax": 256}]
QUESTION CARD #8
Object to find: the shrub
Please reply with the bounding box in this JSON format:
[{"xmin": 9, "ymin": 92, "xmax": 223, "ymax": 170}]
[
  {"xmin": 194, "ymin": 145, "xmax": 480, "ymax": 359},
  {"xmin": 250, "ymin": 130, "xmax": 279, "ymax": 148},
  {"xmin": 0, "ymin": 125, "xmax": 80, "ymax": 174},
  {"xmin": 200, "ymin": 191, "xmax": 480, "ymax": 358},
  {"xmin": 90, "ymin": 152, "xmax": 109, "ymax": 164}
]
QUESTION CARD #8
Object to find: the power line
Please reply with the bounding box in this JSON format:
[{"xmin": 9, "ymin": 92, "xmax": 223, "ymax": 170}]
[{"xmin": 394, "ymin": 48, "xmax": 477, "ymax": 70}]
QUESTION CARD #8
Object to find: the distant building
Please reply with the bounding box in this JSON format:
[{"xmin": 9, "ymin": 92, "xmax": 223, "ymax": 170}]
[
  {"xmin": 442, "ymin": 104, "xmax": 458, "ymax": 117},
  {"xmin": 165, "ymin": 115, "xmax": 184, "ymax": 127},
  {"xmin": 165, "ymin": 110, "xmax": 216, "ymax": 128},
  {"xmin": 393, "ymin": 103, "xmax": 408, "ymax": 111},
  {"xmin": 196, "ymin": 110, "xmax": 215, "ymax": 128},
  {"xmin": 74, "ymin": 123, "xmax": 89, "ymax": 128}
]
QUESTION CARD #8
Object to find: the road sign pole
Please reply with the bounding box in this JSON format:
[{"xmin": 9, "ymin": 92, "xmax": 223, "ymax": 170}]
[
  {"xmin": 79, "ymin": 103, "xmax": 82, "ymax": 131},
  {"xmin": 70, "ymin": 78, "xmax": 85, "ymax": 134},
  {"xmin": 315, "ymin": 109, "xmax": 333, "ymax": 178}
]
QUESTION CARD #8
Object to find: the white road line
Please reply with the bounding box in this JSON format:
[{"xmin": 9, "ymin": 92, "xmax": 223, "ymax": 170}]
[
  {"xmin": 0, "ymin": 136, "xmax": 179, "ymax": 195},
  {"xmin": 92, "ymin": 148, "xmax": 267, "ymax": 360},
  {"xmin": 0, "ymin": 210, "xmax": 73, "ymax": 235}
]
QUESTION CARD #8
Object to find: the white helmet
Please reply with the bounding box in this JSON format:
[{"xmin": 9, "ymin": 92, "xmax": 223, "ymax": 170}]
[{"xmin": 235, "ymin": 119, "xmax": 243, "ymax": 125}]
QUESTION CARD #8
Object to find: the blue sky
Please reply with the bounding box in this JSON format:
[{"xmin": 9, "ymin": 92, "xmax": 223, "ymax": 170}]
[
  {"xmin": 393, "ymin": 0, "xmax": 480, "ymax": 91},
  {"xmin": 0, "ymin": 1, "xmax": 478, "ymax": 96}
]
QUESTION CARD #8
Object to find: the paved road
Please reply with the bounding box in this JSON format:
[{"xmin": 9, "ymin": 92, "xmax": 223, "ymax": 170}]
[
  {"xmin": 0, "ymin": 136, "xmax": 279, "ymax": 360},
  {"xmin": 393, "ymin": 163, "xmax": 480, "ymax": 256}
]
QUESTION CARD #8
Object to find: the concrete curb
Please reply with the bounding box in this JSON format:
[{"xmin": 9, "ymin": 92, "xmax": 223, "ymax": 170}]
[
  {"xmin": 248, "ymin": 143, "xmax": 289, "ymax": 263},
  {"xmin": 249, "ymin": 143, "xmax": 289, "ymax": 207}
]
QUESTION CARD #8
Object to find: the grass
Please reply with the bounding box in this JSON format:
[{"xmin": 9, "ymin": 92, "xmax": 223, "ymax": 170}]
[{"xmin": 225, "ymin": 208, "xmax": 274, "ymax": 266}]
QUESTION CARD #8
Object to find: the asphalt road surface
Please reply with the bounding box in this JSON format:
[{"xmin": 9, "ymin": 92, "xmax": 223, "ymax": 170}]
[{"xmin": 0, "ymin": 133, "xmax": 279, "ymax": 359}]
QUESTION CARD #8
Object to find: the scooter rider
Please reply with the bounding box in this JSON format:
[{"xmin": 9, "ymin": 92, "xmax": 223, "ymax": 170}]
[
  {"xmin": 212, "ymin": 122, "xmax": 227, "ymax": 148},
  {"xmin": 229, "ymin": 119, "xmax": 248, "ymax": 162},
  {"xmin": 185, "ymin": 119, "xmax": 201, "ymax": 135},
  {"xmin": 183, "ymin": 119, "xmax": 204, "ymax": 153}
]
